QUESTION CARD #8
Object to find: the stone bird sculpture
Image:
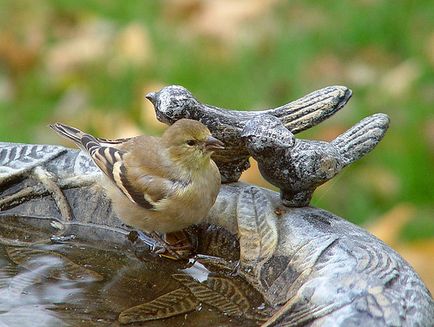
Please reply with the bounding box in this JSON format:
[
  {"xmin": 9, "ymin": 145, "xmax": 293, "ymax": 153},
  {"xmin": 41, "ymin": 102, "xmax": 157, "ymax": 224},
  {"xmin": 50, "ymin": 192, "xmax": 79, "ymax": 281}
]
[
  {"xmin": 241, "ymin": 113, "xmax": 390, "ymax": 207},
  {"xmin": 146, "ymin": 85, "xmax": 352, "ymax": 183}
]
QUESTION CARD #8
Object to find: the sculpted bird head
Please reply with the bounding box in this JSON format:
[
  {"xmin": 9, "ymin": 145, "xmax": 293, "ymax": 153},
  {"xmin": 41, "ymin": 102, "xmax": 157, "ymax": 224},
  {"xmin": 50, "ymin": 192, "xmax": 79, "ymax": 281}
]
[
  {"xmin": 241, "ymin": 115, "xmax": 295, "ymax": 155},
  {"xmin": 146, "ymin": 86, "xmax": 200, "ymax": 125}
]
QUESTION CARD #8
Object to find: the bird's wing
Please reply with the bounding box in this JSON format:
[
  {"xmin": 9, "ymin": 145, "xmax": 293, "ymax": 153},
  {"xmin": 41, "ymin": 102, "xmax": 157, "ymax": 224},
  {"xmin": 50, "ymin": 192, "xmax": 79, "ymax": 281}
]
[
  {"xmin": 93, "ymin": 144, "xmax": 184, "ymax": 211},
  {"xmin": 69, "ymin": 132, "xmax": 158, "ymax": 208},
  {"xmin": 50, "ymin": 123, "xmax": 181, "ymax": 210},
  {"xmin": 95, "ymin": 136, "xmax": 132, "ymax": 146},
  {"xmin": 90, "ymin": 141, "xmax": 180, "ymax": 210},
  {"xmin": 125, "ymin": 170, "xmax": 186, "ymax": 209}
]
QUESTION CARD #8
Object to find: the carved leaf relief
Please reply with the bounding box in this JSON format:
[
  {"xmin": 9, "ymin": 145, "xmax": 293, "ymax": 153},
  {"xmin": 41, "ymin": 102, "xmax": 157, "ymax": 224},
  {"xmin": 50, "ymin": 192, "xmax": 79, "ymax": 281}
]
[
  {"xmin": 172, "ymin": 274, "xmax": 251, "ymax": 318},
  {"xmin": 262, "ymin": 301, "xmax": 338, "ymax": 327},
  {"xmin": 236, "ymin": 187, "xmax": 278, "ymax": 269},
  {"xmin": 118, "ymin": 288, "xmax": 199, "ymax": 324}
]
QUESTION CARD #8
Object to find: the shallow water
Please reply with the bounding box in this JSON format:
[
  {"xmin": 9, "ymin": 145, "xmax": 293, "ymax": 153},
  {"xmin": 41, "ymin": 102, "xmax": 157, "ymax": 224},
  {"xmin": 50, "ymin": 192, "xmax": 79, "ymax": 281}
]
[{"xmin": 0, "ymin": 216, "xmax": 269, "ymax": 326}]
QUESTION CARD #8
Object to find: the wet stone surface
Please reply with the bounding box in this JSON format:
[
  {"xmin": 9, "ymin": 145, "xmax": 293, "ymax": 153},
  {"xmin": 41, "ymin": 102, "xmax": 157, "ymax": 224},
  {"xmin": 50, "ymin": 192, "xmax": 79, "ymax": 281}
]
[{"xmin": 0, "ymin": 216, "xmax": 270, "ymax": 326}]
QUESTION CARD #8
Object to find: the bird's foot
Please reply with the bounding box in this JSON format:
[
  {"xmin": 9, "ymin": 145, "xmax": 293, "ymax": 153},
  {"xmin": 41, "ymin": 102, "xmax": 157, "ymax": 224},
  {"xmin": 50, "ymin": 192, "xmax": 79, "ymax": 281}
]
[
  {"xmin": 150, "ymin": 231, "xmax": 196, "ymax": 260},
  {"xmin": 126, "ymin": 230, "xmax": 167, "ymax": 260}
]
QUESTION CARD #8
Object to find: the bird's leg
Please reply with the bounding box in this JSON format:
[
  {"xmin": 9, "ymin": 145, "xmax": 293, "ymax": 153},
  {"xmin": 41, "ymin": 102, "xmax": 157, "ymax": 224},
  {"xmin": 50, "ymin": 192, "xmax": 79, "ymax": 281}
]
[
  {"xmin": 126, "ymin": 230, "xmax": 168, "ymax": 260},
  {"xmin": 164, "ymin": 230, "xmax": 196, "ymax": 250},
  {"xmin": 150, "ymin": 232, "xmax": 185, "ymax": 260},
  {"xmin": 280, "ymin": 189, "xmax": 313, "ymax": 207},
  {"xmin": 149, "ymin": 231, "xmax": 196, "ymax": 260}
]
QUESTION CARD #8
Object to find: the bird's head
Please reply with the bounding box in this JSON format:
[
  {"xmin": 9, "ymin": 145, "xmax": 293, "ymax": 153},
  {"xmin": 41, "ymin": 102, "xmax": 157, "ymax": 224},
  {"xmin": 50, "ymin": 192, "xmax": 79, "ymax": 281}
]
[
  {"xmin": 163, "ymin": 119, "xmax": 224, "ymax": 168},
  {"xmin": 146, "ymin": 86, "xmax": 200, "ymax": 125},
  {"xmin": 241, "ymin": 115, "xmax": 295, "ymax": 155}
]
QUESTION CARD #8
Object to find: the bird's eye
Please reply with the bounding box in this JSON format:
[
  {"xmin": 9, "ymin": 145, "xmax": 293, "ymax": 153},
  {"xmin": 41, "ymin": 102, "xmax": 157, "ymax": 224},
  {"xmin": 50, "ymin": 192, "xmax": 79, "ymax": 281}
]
[{"xmin": 186, "ymin": 140, "xmax": 196, "ymax": 146}]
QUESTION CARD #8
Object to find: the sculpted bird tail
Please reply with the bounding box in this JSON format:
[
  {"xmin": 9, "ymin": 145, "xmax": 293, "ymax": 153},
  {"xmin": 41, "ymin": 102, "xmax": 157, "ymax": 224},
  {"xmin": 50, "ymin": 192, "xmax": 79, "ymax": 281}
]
[
  {"xmin": 331, "ymin": 113, "xmax": 390, "ymax": 166},
  {"xmin": 265, "ymin": 86, "xmax": 352, "ymax": 134}
]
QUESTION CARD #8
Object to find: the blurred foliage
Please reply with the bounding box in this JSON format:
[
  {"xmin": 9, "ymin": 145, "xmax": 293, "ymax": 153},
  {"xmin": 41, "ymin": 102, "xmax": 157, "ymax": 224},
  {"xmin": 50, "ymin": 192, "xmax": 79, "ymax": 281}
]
[{"xmin": 0, "ymin": 0, "xmax": 433, "ymax": 290}]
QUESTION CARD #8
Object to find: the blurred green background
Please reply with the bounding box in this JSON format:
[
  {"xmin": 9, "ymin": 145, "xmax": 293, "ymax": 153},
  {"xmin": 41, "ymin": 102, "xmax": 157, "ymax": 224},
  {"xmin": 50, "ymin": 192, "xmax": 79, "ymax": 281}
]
[{"xmin": 0, "ymin": 0, "xmax": 433, "ymax": 289}]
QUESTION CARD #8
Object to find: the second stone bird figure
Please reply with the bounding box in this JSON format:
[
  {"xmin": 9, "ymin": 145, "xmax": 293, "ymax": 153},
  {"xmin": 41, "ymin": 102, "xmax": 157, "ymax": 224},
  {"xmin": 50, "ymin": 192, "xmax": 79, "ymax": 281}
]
[
  {"xmin": 50, "ymin": 119, "xmax": 224, "ymax": 251},
  {"xmin": 241, "ymin": 113, "xmax": 390, "ymax": 207}
]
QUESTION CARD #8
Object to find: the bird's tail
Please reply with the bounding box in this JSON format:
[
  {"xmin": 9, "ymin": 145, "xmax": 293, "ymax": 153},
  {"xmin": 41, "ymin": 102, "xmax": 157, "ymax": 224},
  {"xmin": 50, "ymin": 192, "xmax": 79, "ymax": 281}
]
[
  {"xmin": 265, "ymin": 86, "xmax": 352, "ymax": 134},
  {"xmin": 50, "ymin": 123, "xmax": 127, "ymax": 187},
  {"xmin": 331, "ymin": 113, "xmax": 390, "ymax": 166},
  {"xmin": 49, "ymin": 123, "xmax": 100, "ymax": 155},
  {"xmin": 49, "ymin": 123, "xmax": 85, "ymax": 145}
]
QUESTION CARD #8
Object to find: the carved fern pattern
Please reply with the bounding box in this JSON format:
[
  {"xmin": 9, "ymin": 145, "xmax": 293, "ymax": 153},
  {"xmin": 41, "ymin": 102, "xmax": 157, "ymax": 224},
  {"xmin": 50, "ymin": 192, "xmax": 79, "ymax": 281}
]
[
  {"xmin": 118, "ymin": 288, "xmax": 199, "ymax": 324},
  {"xmin": 236, "ymin": 186, "xmax": 278, "ymax": 270}
]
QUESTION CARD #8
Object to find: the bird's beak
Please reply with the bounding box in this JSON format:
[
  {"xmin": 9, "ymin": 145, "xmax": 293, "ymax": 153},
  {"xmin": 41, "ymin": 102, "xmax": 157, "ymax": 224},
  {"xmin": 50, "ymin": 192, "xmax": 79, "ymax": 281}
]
[
  {"xmin": 205, "ymin": 136, "xmax": 225, "ymax": 151},
  {"xmin": 146, "ymin": 92, "xmax": 157, "ymax": 105}
]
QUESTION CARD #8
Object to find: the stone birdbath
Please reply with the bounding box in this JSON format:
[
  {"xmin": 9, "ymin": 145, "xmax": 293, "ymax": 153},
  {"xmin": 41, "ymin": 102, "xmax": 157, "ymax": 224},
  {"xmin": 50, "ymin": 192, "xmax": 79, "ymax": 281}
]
[{"xmin": 0, "ymin": 85, "xmax": 432, "ymax": 326}]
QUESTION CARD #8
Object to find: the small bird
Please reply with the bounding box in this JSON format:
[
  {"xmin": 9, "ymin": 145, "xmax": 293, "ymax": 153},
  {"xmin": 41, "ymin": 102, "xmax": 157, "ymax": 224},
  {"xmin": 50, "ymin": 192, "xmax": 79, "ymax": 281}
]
[
  {"xmin": 241, "ymin": 113, "xmax": 390, "ymax": 207},
  {"xmin": 50, "ymin": 119, "xmax": 224, "ymax": 254},
  {"xmin": 146, "ymin": 85, "xmax": 352, "ymax": 183}
]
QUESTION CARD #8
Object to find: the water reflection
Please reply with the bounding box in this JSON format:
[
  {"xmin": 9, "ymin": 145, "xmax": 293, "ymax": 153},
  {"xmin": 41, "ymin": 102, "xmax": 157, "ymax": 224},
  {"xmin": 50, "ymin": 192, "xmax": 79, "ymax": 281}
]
[
  {"xmin": 0, "ymin": 216, "xmax": 269, "ymax": 326},
  {"xmin": 182, "ymin": 260, "xmax": 210, "ymax": 282}
]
